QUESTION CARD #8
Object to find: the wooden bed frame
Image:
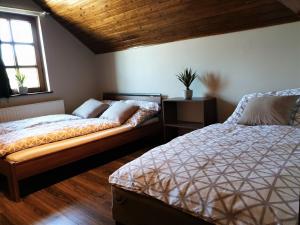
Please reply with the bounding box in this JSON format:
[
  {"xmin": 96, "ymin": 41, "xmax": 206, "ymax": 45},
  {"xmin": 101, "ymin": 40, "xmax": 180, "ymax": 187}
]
[
  {"xmin": 0, "ymin": 93, "xmax": 162, "ymax": 202},
  {"xmin": 112, "ymin": 186, "xmax": 212, "ymax": 225}
]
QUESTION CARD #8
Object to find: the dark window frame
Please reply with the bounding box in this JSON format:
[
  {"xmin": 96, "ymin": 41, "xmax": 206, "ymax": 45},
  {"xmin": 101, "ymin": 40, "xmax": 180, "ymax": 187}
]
[{"xmin": 0, "ymin": 11, "xmax": 46, "ymax": 93}]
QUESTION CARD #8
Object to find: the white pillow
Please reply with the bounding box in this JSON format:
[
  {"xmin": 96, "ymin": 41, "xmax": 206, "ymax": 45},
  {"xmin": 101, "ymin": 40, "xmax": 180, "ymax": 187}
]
[
  {"xmin": 126, "ymin": 109, "xmax": 158, "ymax": 127},
  {"xmin": 122, "ymin": 100, "xmax": 160, "ymax": 127},
  {"xmin": 100, "ymin": 100, "xmax": 160, "ymax": 127},
  {"xmin": 122, "ymin": 100, "xmax": 160, "ymax": 111},
  {"xmin": 101, "ymin": 100, "xmax": 117, "ymax": 106},
  {"xmin": 72, "ymin": 99, "xmax": 109, "ymax": 119},
  {"xmin": 99, "ymin": 102, "xmax": 139, "ymax": 124},
  {"xmin": 225, "ymin": 88, "xmax": 300, "ymax": 124}
]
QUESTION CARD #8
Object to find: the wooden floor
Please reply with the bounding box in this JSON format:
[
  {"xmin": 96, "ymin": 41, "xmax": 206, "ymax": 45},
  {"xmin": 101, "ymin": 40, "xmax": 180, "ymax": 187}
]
[{"xmin": 0, "ymin": 140, "xmax": 156, "ymax": 225}]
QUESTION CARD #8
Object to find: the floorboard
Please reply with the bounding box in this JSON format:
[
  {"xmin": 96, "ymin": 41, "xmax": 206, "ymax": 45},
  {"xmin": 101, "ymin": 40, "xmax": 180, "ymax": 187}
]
[{"xmin": 0, "ymin": 140, "xmax": 156, "ymax": 225}]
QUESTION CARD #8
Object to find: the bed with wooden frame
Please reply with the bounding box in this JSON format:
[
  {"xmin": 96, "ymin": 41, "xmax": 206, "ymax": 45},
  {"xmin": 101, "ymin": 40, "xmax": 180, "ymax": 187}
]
[
  {"xmin": 111, "ymin": 126, "xmax": 300, "ymax": 225},
  {"xmin": 110, "ymin": 107, "xmax": 300, "ymax": 225},
  {"xmin": 0, "ymin": 93, "xmax": 162, "ymax": 202}
]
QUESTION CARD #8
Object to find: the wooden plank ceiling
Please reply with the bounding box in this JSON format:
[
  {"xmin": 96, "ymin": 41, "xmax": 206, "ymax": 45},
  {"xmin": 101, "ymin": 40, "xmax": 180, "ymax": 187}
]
[{"xmin": 34, "ymin": 0, "xmax": 300, "ymax": 54}]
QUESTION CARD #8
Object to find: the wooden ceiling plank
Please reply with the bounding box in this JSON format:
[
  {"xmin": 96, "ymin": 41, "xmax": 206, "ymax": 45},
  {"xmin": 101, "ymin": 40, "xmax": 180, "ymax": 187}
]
[
  {"xmin": 103, "ymin": 7, "xmax": 297, "ymax": 47},
  {"xmin": 83, "ymin": 1, "xmax": 291, "ymax": 39},
  {"xmin": 104, "ymin": 5, "xmax": 298, "ymax": 50},
  {"xmin": 277, "ymin": 0, "xmax": 300, "ymax": 16},
  {"xmin": 34, "ymin": 0, "xmax": 300, "ymax": 54},
  {"xmin": 63, "ymin": 0, "xmax": 271, "ymax": 36}
]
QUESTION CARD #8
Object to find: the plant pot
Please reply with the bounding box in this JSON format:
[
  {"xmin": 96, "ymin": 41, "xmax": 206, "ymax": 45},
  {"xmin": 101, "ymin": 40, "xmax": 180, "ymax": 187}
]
[
  {"xmin": 184, "ymin": 89, "xmax": 193, "ymax": 100},
  {"xmin": 18, "ymin": 86, "xmax": 28, "ymax": 94}
]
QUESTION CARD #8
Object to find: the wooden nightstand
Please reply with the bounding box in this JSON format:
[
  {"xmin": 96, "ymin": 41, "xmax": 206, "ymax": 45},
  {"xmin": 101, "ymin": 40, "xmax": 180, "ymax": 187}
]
[{"xmin": 162, "ymin": 97, "xmax": 217, "ymax": 141}]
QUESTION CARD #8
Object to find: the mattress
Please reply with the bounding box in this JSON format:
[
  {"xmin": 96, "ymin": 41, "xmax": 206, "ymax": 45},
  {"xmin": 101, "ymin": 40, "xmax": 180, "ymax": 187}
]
[
  {"xmin": 5, "ymin": 117, "xmax": 159, "ymax": 163},
  {"xmin": 110, "ymin": 123, "xmax": 300, "ymax": 225}
]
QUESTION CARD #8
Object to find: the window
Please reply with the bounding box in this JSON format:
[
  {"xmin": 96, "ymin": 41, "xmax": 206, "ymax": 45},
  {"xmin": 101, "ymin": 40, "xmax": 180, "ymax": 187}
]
[{"xmin": 0, "ymin": 12, "xmax": 46, "ymax": 94}]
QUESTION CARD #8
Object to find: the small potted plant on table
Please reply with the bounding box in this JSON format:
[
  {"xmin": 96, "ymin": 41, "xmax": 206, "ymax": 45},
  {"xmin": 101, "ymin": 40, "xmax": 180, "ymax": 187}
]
[
  {"xmin": 176, "ymin": 68, "xmax": 197, "ymax": 100},
  {"xmin": 15, "ymin": 69, "xmax": 28, "ymax": 94}
]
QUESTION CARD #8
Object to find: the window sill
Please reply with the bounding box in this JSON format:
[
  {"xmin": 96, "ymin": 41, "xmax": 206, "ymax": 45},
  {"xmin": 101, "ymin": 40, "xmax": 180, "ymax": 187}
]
[{"xmin": 10, "ymin": 91, "xmax": 53, "ymax": 97}]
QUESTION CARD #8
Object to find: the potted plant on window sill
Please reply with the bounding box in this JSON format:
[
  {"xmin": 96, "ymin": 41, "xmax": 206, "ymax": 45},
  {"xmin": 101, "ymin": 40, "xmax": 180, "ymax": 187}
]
[
  {"xmin": 176, "ymin": 68, "xmax": 198, "ymax": 100},
  {"xmin": 15, "ymin": 69, "xmax": 28, "ymax": 95}
]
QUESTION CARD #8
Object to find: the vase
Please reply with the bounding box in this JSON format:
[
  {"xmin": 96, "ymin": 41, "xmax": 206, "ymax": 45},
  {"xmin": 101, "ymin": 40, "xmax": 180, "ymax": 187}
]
[
  {"xmin": 18, "ymin": 86, "xmax": 28, "ymax": 94},
  {"xmin": 184, "ymin": 89, "xmax": 193, "ymax": 100}
]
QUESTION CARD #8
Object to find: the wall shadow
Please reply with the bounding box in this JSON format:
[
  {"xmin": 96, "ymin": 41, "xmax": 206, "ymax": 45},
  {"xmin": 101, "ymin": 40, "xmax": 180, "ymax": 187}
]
[
  {"xmin": 199, "ymin": 72, "xmax": 227, "ymax": 97},
  {"xmin": 198, "ymin": 72, "xmax": 235, "ymax": 122}
]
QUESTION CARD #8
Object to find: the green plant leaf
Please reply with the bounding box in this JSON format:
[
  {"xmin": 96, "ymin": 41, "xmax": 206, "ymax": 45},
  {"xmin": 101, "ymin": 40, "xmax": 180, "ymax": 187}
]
[
  {"xmin": 15, "ymin": 69, "xmax": 26, "ymax": 87},
  {"xmin": 176, "ymin": 67, "xmax": 198, "ymax": 89}
]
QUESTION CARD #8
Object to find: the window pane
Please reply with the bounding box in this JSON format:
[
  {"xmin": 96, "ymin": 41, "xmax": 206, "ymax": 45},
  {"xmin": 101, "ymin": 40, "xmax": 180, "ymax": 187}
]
[
  {"xmin": 1, "ymin": 44, "xmax": 15, "ymax": 66},
  {"xmin": 19, "ymin": 68, "xmax": 40, "ymax": 88},
  {"xmin": 0, "ymin": 18, "xmax": 12, "ymax": 42},
  {"xmin": 11, "ymin": 19, "xmax": 33, "ymax": 43},
  {"xmin": 15, "ymin": 44, "xmax": 37, "ymax": 66},
  {"xmin": 7, "ymin": 68, "xmax": 40, "ymax": 90},
  {"xmin": 6, "ymin": 68, "xmax": 18, "ymax": 91}
]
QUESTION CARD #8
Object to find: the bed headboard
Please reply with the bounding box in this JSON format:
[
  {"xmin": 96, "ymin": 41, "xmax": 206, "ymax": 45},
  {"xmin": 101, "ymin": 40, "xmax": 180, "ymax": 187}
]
[{"xmin": 103, "ymin": 93, "xmax": 162, "ymax": 105}]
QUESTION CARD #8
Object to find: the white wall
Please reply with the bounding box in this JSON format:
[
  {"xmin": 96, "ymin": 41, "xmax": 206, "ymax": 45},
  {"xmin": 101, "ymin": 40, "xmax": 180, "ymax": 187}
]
[
  {"xmin": 95, "ymin": 22, "xmax": 300, "ymax": 121},
  {"xmin": 0, "ymin": 0, "xmax": 99, "ymax": 112}
]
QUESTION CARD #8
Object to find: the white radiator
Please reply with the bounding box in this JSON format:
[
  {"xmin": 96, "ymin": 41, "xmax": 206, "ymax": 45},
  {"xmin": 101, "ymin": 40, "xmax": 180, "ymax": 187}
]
[{"xmin": 0, "ymin": 100, "xmax": 65, "ymax": 123}]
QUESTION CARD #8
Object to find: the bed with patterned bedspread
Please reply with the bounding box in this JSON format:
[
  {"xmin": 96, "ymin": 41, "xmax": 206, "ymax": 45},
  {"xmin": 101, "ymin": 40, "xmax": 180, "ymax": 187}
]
[
  {"xmin": 110, "ymin": 123, "xmax": 300, "ymax": 225},
  {"xmin": 0, "ymin": 114, "xmax": 120, "ymax": 157},
  {"xmin": 110, "ymin": 88, "xmax": 300, "ymax": 225},
  {"xmin": 0, "ymin": 93, "xmax": 163, "ymax": 202}
]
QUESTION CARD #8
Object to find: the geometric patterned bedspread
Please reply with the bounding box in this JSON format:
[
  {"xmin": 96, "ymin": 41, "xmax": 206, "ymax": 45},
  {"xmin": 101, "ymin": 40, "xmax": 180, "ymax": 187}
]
[
  {"xmin": 0, "ymin": 114, "xmax": 81, "ymax": 135},
  {"xmin": 109, "ymin": 124, "xmax": 300, "ymax": 225},
  {"xmin": 0, "ymin": 115, "xmax": 120, "ymax": 157}
]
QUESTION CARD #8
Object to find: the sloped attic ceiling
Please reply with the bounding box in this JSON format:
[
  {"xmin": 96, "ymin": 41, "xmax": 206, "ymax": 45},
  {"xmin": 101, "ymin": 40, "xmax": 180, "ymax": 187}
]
[{"xmin": 34, "ymin": 0, "xmax": 300, "ymax": 54}]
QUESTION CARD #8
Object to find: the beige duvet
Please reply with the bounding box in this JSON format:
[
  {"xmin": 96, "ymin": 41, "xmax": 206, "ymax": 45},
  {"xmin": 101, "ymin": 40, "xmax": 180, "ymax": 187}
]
[
  {"xmin": 0, "ymin": 114, "xmax": 119, "ymax": 157},
  {"xmin": 109, "ymin": 124, "xmax": 300, "ymax": 225}
]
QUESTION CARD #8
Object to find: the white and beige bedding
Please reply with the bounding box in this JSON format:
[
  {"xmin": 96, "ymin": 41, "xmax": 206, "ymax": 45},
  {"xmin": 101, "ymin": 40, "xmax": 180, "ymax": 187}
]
[
  {"xmin": 5, "ymin": 124, "xmax": 132, "ymax": 163},
  {"xmin": 0, "ymin": 98, "xmax": 161, "ymax": 158},
  {"xmin": 0, "ymin": 114, "xmax": 81, "ymax": 135},
  {"xmin": 5, "ymin": 117, "xmax": 159, "ymax": 163},
  {"xmin": 0, "ymin": 115, "xmax": 120, "ymax": 157},
  {"xmin": 109, "ymin": 123, "xmax": 300, "ymax": 225}
]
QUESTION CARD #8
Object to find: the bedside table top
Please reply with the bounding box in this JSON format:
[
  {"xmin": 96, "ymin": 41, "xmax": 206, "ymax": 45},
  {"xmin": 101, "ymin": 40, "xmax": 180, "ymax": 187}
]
[{"xmin": 163, "ymin": 97, "xmax": 215, "ymax": 102}]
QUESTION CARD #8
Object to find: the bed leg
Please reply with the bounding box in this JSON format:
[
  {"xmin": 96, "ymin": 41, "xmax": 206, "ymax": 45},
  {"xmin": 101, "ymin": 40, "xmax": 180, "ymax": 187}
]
[{"xmin": 7, "ymin": 166, "xmax": 20, "ymax": 202}]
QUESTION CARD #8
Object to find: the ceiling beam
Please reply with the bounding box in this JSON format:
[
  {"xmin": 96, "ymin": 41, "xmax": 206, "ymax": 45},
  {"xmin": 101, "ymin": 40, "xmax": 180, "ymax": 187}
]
[{"xmin": 277, "ymin": 0, "xmax": 300, "ymax": 16}]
